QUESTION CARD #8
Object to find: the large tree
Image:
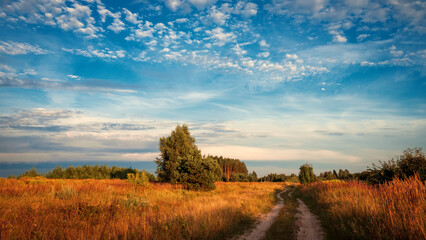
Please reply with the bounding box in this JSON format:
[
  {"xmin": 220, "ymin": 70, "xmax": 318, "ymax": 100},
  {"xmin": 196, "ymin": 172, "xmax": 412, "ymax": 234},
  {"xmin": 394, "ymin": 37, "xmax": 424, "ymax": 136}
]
[{"xmin": 155, "ymin": 124, "xmax": 201, "ymax": 183}]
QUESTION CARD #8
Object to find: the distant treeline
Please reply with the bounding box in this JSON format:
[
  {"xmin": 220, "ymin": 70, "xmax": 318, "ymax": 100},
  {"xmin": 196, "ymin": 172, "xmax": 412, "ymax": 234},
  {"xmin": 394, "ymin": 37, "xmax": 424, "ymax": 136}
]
[
  {"xmin": 208, "ymin": 155, "xmax": 248, "ymax": 181},
  {"xmin": 13, "ymin": 165, "xmax": 155, "ymax": 181},
  {"xmin": 259, "ymin": 173, "xmax": 299, "ymax": 182},
  {"xmin": 318, "ymin": 169, "xmax": 354, "ymax": 180}
]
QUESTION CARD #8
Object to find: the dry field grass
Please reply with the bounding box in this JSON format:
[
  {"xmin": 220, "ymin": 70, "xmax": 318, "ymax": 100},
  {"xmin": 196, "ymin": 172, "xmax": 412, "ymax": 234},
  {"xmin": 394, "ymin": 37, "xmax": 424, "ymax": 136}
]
[
  {"xmin": 0, "ymin": 177, "xmax": 286, "ymax": 240},
  {"xmin": 298, "ymin": 175, "xmax": 426, "ymax": 240}
]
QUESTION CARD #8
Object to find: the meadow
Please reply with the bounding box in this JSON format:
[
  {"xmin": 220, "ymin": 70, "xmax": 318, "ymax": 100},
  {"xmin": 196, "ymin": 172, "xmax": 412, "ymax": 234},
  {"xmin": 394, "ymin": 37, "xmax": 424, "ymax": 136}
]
[
  {"xmin": 297, "ymin": 175, "xmax": 426, "ymax": 240},
  {"xmin": 0, "ymin": 178, "xmax": 284, "ymax": 240}
]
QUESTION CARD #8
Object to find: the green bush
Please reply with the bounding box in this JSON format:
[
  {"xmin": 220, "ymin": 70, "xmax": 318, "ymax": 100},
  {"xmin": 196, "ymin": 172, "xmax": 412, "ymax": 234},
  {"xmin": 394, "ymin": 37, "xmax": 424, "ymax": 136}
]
[
  {"xmin": 179, "ymin": 157, "xmax": 219, "ymax": 191},
  {"xmin": 127, "ymin": 172, "xmax": 149, "ymax": 186}
]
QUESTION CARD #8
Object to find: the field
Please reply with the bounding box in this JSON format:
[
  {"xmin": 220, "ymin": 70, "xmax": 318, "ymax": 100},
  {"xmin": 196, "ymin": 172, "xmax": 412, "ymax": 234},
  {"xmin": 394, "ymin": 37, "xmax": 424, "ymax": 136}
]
[
  {"xmin": 297, "ymin": 175, "xmax": 426, "ymax": 240},
  {"xmin": 0, "ymin": 178, "xmax": 284, "ymax": 240}
]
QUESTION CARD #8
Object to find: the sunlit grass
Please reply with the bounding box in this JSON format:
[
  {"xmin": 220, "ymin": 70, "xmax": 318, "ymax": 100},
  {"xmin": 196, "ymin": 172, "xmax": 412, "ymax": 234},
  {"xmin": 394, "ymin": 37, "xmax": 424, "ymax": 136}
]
[
  {"xmin": 0, "ymin": 178, "xmax": 285, "ymax": 239},
  {"xmin": 298, "ymin": 175, "xmax": 426, "ymax": 240}
]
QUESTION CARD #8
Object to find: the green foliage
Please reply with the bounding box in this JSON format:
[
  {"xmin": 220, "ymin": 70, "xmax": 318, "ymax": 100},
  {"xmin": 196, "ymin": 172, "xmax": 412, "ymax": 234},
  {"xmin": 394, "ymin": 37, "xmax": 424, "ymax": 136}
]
[
  {"xmin": 319, "ymin": 169, "xmax": 353, "ymax": 181},
  {"xmin": 398, "ymin": 147, "xmax": 426, "ymax": 180},
  {"xmin": 16, "ymin": 164, "xmax": 156, "ymax": 181},
  {"xmin": 298, "ymin": 163, "xmax": 316, "ymax": 184},
  {"xmin": 208, "ymin": 155, "xmax": 248, "ymax": 181},
  {"xmin": 127, "ymin": 172, "xmax": 149, "ymax": 186},
  {"xmin": 226, "ymin": 171, "xmax": 257, "ymax": 182},
  {"xmin": 18, "ymin": 168, "xmax": 40, "ymax": 178},
  {"xmin": 259, "ymin": 173, "xmax": 298, "ymax": 182},
  {"xmin": 362, "ymin": 147, "xmax": 425, "ymax": 184},
  {"xmin": 179, "ymin": 157, "xmax": 219, "ymax": 191},
  {"xmin": 155, "ymin": 125, "xmax": 201, "ymax": 183}
]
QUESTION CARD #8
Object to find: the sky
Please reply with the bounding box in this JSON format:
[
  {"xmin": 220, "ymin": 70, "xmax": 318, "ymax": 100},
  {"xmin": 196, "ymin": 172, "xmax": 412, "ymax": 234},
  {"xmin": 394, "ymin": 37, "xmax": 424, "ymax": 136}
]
[{"xmin": 0, "ymin": 0, "xmax": 425, "ymax": 176}]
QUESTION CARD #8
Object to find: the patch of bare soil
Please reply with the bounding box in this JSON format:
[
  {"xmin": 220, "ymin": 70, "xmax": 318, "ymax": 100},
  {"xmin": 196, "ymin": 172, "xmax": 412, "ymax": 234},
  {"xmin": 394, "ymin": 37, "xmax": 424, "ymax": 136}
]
[
  {"xmin": 232, "ymin": 189, "xmax": 286, "ymax": 240},
  {"xmin": 295, "ymin": 199, "xmax": 325, "ymax": 240}
]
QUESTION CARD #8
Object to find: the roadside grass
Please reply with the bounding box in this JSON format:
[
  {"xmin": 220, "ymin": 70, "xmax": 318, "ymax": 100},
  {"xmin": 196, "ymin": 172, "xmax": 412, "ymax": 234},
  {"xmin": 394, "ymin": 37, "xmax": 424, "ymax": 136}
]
[
  {"xmin": 263, "ymin": 186, "xmax": 299, "ymax": 240},
  {"xmin": 0, "ymin": 178, "xmax": 284, "ymax": 240},
  {"xmin": 293, "ymin": 175, "xmax": 426, "ymax": 240}
]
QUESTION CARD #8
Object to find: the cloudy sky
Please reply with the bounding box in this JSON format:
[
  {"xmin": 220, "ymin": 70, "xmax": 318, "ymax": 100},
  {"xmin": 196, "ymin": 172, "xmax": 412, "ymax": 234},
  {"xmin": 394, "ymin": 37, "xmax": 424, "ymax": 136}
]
[{"xmin": 0, "ymin": 0, "xmax": 425, "ymax": 175}]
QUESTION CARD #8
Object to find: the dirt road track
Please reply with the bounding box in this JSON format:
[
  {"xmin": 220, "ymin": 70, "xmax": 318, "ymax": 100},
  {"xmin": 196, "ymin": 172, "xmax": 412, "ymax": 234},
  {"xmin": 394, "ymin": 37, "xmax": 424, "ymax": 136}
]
[
  {"xmin": 233, "ymin": 189, "xmax": 286, "ymax": 240},
  {"xmin": 295, "ymin": 199, "xmax": 325, "ymax": 240}
]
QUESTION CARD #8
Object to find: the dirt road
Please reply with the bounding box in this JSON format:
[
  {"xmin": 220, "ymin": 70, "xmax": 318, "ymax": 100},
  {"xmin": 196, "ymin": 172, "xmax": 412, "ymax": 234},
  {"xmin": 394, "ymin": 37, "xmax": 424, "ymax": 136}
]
[
  {"xmin": 295, "ymin": 199, "xmax": 325, "ymax": 240},
  {"xmin": 234, "ymin": 189, "xmax": 286, "ymax": 240}
]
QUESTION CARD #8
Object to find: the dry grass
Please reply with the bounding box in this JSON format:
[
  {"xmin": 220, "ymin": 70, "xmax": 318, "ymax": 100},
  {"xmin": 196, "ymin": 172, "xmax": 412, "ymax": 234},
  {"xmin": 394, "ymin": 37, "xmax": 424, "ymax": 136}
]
[
  {"xmin": 0, "ymin": 177, "xmax": 284, "ymax": 240},
  {"xmin": 298, "ymin": 175, "xmax": 426, "ymax": 240}
]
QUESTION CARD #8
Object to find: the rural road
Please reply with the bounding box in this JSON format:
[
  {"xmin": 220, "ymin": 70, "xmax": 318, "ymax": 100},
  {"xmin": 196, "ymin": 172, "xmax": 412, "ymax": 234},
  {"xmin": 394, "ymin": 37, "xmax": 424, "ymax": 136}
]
[
  {"xmin": 233, "ymin": 189, "xmax": 325, "ymax": 240},
  {"xmin": 234, "ymin": 189, "xmax": 286, "ymax": 240},
  {"xmin": 295, "ymin": 198, "xmax": 325, "ymax": 240}
]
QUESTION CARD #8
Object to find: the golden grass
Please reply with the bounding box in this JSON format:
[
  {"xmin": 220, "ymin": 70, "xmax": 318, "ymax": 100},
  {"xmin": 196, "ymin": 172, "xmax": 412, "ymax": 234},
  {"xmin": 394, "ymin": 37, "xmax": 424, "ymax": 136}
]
[
  {"xmin": 299, "ymin": 175, "xmax": 426, "ymax": 240},
  {"xmin": 0, "ymin": 177, "xmax": 285, "ymax": 240}
]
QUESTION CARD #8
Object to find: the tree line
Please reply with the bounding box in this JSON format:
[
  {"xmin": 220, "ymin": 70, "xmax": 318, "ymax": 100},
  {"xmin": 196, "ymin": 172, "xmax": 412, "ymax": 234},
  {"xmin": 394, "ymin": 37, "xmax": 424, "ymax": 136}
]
[{"xmin": 14, "ymin": 165, "xmax": 155, "ymax": 181}]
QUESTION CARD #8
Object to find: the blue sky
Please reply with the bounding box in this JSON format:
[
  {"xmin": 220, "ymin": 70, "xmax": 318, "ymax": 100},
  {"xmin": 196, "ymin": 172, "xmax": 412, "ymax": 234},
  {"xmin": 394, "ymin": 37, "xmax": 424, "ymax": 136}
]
[{"xmin": 0, "ymin": 0, "xmax": 425, "ymax": 176}]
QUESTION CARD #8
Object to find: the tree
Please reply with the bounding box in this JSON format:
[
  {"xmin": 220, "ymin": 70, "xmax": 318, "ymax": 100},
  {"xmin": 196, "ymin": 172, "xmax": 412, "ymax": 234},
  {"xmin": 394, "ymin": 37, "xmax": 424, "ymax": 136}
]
[
  {"xmin": 155, "ymin": 125, "xmax": 201, "ymax": 183},
  {"xmin": 298, "ymin": 163, "xmax": 316, "ymax": 184}
]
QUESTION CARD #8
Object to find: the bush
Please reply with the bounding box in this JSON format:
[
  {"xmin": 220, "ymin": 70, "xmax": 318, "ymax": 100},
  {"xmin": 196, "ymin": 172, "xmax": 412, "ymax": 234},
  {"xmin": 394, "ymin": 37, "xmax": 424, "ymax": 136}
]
[
  {"xmin": 179, "ymin": 157, "xmax": 219, "ymax": 191},
  {"xmin": 127, "ymin": 172, "xmax": 149, "ymax": 186},
  {"xmin": 366, "ymin": 147, "xmax": 425, "ymax": 184}
]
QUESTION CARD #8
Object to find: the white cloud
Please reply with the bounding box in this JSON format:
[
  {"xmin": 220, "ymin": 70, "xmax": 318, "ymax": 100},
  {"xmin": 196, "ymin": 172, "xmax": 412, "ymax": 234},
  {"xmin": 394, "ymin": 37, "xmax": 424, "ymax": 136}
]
[
  {"xmin": 123, "ymin": 8, "xmax": 141, "ymax": 25},
  {"xmin": 357, "ymin": 34, "xmax": 370, "ymax": 41},
  {"xmin": 333, "ymin": 34, "xmax": 347, "ymax": 43},
  {"xmin": 175, "ymin": 18, "xmax": 189, "ymax": 23},
  {"xmin": 265, "ymin": 0, "xmax": 325, "ymax": 15},
  {"xmin": 232, "ymin": 44, "xmax": 247, "ymax": 55},
  {"xmin": 259, "ymin": 40, "xmax": 269, "ymax": 48},
  {"xmin": 165, "ymin": 0, "xmax": 183, "ymax": 12},
  {"xmin": 107, "ymin": 16, "xmax": 125, "ymax": 33},
  {"xmin": 0, "ymin": 41, "xmax": 49, "ymax": 55},
  {"xmin": 205, "ymin": 27, "xmax": 236, "ymax": 46},
  {"xmin": 67, "ymin": 74, "xmax": 81, "ymax": 80},
  {"xmin": 201, "ymin": 145, "xmax": 359, "ymax": 162},
  {"xmin": 257, "ymin": 52, "xmax": 270, "ymax": 58},
  {"xmin": 188, "ymin": 0, "xmax": 217, "ymax": 10},
  {"xmin": 208, "ymin": 6, "xmax": 230, "ymax": 25},
  {"xmin": 285, "ymin": 53, "xmax": 298, "ymax": 60},
  {"xmin": 62, "ymin": 47, "xmax": 126, "ymax": 60},
  {"xmin": 234, "ymin": 2, "xmax": 258, "ymax": 17},
  {"xmin": 389, "ymin": 45, "xmax": 403, "ymax": 57}
]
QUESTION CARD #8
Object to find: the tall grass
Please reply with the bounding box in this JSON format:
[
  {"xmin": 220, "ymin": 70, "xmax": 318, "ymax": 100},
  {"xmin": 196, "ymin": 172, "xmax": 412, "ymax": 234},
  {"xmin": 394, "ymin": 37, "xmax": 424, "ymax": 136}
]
[
  {"xmin": 0, "ymin": 177, "xmax": 284, "ymax": 240},
  {"xmin": 298, "ymin": 175, "xmax": 425, "ymax": 240}
]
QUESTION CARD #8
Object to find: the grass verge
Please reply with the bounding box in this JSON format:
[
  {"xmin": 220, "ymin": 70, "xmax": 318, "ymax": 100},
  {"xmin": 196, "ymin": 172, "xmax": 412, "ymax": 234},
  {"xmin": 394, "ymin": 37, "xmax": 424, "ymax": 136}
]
[{"xmin": 293, "ymin": 175, "xmax": 426, "ymax": 240}]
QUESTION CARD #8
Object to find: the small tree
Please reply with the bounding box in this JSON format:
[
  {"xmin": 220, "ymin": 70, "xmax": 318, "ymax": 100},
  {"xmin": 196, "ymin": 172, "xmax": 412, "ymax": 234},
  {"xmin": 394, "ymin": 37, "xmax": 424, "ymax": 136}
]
[{"xmin": 299, "ymin": 163, "xmax": 316, "ymax": 184}]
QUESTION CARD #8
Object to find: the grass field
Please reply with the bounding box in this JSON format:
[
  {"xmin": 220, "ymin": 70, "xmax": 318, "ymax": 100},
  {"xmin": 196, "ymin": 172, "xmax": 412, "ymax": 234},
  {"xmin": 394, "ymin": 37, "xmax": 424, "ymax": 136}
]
[
  {"xmin": 0, "ymin": 178, "xmax": 285, "ymax": 240},
  {"xmin": 296, "ymin": 175, "xmax": 426, "ymax": 240}
]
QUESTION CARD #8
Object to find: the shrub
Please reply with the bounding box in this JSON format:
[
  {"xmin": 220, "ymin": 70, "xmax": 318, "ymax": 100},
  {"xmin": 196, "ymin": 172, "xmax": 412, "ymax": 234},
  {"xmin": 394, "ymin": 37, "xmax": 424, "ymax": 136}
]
[
  {"xmin": 179, "ymin": 157, "xmax": 219, "ymax": 191},
  {"xmin": 127, "ymin": 172, "xmax": 149, "ymax": 186}
]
